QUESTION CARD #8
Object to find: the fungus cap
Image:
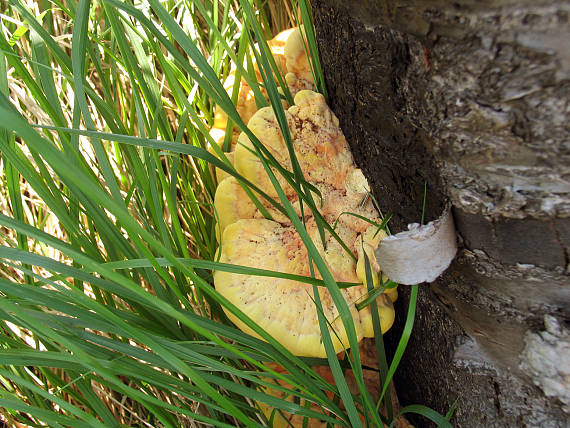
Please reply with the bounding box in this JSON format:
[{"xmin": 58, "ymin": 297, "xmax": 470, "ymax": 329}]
[
  {"xmin": 215, "ymin": 218, "xmax": 367, "ymax": 357},
  {"xmin": 214, "ymin": 176, "xmax": 257, "ymax": 240},
  {"xmin": 284, "ymin": 26, "xmax": 313, "ymax": 84}
]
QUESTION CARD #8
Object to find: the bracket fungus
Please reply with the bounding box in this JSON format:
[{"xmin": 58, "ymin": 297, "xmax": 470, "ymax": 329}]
[
  {"xmin": 213, "ymin": 89, "xmax": 397, "ymax": 357},
  {"xmin": 208, "ymin": 26, "xmax": 315, "ymax": 152},
  {"xmin": 375, "ymin": 208, "xmax": 457, "ymax": 285}
]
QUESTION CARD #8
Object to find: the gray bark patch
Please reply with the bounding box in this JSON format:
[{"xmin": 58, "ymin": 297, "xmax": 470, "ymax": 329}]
[{"xmin": 520, "ymin": 315, "xmax": 570, "ymax": 414}]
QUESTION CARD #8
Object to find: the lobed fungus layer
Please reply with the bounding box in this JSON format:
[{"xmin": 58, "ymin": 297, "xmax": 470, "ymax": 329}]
[
  {"xmin": 209, "ymin": 27, "xmax": 397, "ymax": 360},
  {"xmin": 213, "ymin": 88, "xmax": 397, "ymax": 358}
]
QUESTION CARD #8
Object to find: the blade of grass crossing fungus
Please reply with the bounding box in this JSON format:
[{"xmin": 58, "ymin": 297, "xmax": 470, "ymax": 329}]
[
  {"xmin": 253, "ymin": 137, "xmax": 363, "ymax": 426},
  {"xmin": 232, "ymin": 7, "xmax": 352, "ymax": 256},
  {"xmin": 377, "ymin": 284, "xmax": 419, "ymax": 411},
  {"xmin": 355, "ymin": 280, "xmax": 397, "ymax": 312},
  {"xmin": 103, "ymin": 256, "xmax": 359, "ymax": 289},
  {"xmin": 364, "ymin": 253, "xmax": 393, "ymax": 423},
  {"xmin": 332, "ymin": 211, "xmax": 392, "ymax": 236},
  {"xmin": 295, "ymin": 0, "xmax": 328, "ymax": 100},
  {"xmin": 230, "ymin": 6, "xmax": 368, "ymax": 422}
]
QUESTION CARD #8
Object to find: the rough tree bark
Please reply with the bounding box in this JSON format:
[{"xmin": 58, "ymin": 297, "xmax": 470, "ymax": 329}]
[{"xmin": 311, "ymin": 1, "xmax": 569, "ymax": 426}]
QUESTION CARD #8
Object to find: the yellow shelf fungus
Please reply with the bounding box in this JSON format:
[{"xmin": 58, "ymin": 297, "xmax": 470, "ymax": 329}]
[
  {"xmin": 214, "ymin": 89, "xmax": 397, "ymax": 357},
  {"xmin": 209, "ymin": 28, "xmax": 397, "ymax": 359}
]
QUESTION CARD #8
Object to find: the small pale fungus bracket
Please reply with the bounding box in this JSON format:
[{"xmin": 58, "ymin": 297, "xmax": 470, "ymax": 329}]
[{"xmin": 374, "ymin": 206, "xmax": 457, "ymax": 285}]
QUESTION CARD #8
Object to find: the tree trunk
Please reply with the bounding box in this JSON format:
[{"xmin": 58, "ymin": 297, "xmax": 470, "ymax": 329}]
[{"xmin": 311, "ymin": 1, "xmax": 570, "ymax": 426}]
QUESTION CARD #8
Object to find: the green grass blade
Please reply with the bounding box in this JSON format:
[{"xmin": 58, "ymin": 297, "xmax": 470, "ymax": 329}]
[
  {"xmin": 391, "ymin": 404, "xmax": 453, "ymax": 428},
  {"xmin": 72, "ymin": 0, "xmax": 122, "ymax": 202},
  {"xmin": 364, "ymin": 253, "xmax": 392, "ymax": 423},
  {"xmin": 378, "ymin": 284, "xmax": 419, "ymax": 407},
  {"xmin": 296, "ymin": 0, "xmax": 328, "ymax": 100}
]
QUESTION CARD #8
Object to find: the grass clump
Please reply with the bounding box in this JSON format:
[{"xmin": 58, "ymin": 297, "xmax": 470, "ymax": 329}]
[{"xmin": 0, "ymin": 0, "xmax": 454, "ymax": 426}]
